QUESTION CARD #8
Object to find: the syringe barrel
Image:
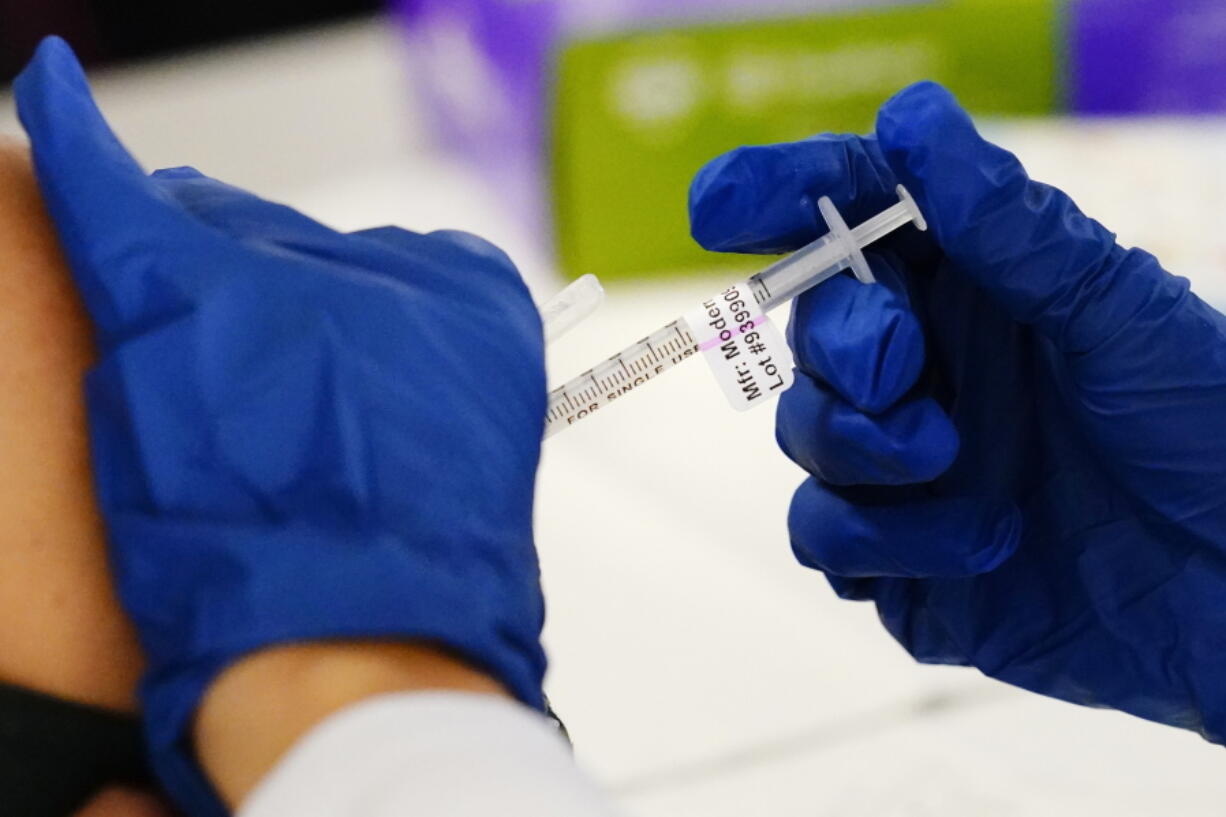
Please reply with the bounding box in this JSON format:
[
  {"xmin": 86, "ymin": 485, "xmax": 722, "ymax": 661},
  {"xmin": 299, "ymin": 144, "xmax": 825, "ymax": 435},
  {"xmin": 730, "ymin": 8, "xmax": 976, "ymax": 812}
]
[
  {"xmin": 543, "ymin": 316, "xmax": 700, "ymax": 437},
  {"xmin": 749, "ymin": 234, "xmax": 848, "ymax": 312}
]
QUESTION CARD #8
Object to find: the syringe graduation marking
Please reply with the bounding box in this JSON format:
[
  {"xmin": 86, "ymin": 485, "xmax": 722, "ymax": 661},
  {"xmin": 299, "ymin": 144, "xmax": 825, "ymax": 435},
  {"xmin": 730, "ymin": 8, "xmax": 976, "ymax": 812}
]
[{"xmin": 543, "ymin": 312, "xmax": 731, "ymax": 434}]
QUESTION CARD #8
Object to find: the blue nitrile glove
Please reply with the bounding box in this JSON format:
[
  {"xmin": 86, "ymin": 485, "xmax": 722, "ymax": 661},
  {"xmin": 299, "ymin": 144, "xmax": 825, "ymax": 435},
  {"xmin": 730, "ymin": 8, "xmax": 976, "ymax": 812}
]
[
  {"xmin": 689, "ymin": 81, "xmax": 1226, "ymax": 742},
  {"xmin": 15, "ymin": 38, "xmax": 548, "ymax": 816}
]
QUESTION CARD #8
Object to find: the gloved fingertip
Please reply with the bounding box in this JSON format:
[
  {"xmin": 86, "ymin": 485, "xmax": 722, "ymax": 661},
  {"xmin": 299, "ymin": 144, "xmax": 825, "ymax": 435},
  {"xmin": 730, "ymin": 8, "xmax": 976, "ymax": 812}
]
[
  {"xmin": 876, "ymin": 81, "xmax": 973, "ymax": 154},
  {"xmin": 792, "ymin": 257, "xmax": 926, "ymax": 414},
  {"xmin": 12, "ymin": 47, "xmax": 52, "ymax": 116},
  {"xmin": 874, "ymin": 82, "xmax": 991, "ymax": 217},
  {"xmin": 688, "ymin": 144, "xmax": 829, "ymax": 254},
  {"xmin": 688, "ymin": 147, "xmax": 759, "ymax": 252},
  {"xmin": 859, "ymin": 301, "xmax": 925, "ymax": 415},
  {"xmin": 777, "ymin": 375, "xmax": 959, "ymax": 487},
  {"xmin": 882, "ymin": 80, "xmax": 963, "ymax": 115},
  {"xmin": 14, "ymin": 33, "xmax": 150, "ymax": 198},
  {"xmin": 14, "ymin": 38, "xmax": 97, "ymax": 136},
  {"xmin": 17, "ymin": 36, "xmax": 84, "ymax": 89},
  {"xmin": 882, "ymin": 398, "xmax": 961, "ymax": 483},
  {"xmin": 690, "ymin": 135, "xmax": 900, "ymax": 255}
]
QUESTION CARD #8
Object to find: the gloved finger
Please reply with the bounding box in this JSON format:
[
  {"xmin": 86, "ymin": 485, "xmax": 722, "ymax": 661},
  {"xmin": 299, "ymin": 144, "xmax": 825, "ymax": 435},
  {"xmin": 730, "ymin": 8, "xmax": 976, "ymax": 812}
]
[
  {"xmin": 152, "ymin": 167, "xmax": 343, "ymax": 248},
  {"xmin": 153, "ymin": 175, "xmax": 508, "ymax": 297},
  {"xmin": 875, "ymin": 81, "xmax": 1156, "ymax": 354},
  {"xmin": 688, "ymin": 133, "xmax": 899, "ymax": 255},
  {"xmin": 351, "ymin": 227, "xmax": 525, "ymax": 286},
  {"xmin": 788, "ymin": 477, "xmax": 1021, "ymax": 578},
  {"xmin": 787, "ymin": 250, "xmax": 924, "ymax": 413},
  {"xmin": 13, "ymin": 37, "xmax": 190, "ymax": 334},
  {"xmin": 777, "ymin": 373, "xmax": 959, "ymax": 486},
  {"xmin": 426, "ymin": 233, "xmax": 540, "ymax": 342},
  {"xmin": 348, "ymin": 226, "xmax": 535, "ymax": 326},
  {"xmin": 428, "ymin": 229, "xmax": 517, "ymax": 270},
  {"xmin": 426, "ymin": 229, "xmax": 526, "ymax": 287}
]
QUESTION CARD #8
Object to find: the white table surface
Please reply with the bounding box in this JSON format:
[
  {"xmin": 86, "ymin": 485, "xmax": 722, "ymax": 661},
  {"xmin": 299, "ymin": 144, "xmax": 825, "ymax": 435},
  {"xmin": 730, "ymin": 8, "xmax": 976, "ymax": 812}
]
[{"xmin": 3, "ymin": 18, "xmax": 1224, "ymax": 815}]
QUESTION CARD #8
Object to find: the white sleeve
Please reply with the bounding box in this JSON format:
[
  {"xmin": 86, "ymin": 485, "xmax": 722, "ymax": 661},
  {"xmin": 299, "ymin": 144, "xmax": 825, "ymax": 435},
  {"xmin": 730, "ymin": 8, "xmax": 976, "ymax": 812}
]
[{"xmin": 237, "ymin": 691, "xmax": 624, "ymax": 817}]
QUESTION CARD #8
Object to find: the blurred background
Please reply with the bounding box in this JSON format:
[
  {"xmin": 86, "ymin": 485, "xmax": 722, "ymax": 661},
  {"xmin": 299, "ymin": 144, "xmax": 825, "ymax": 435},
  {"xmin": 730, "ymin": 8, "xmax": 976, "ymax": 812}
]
[{"xmin": 3, "ymin": 1, "xmax": 1226, "ymax": 815}]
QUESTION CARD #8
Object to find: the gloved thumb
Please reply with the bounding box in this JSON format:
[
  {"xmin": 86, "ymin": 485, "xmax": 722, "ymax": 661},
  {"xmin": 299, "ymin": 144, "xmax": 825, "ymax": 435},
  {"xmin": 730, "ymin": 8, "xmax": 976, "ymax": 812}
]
[
  {"xmin": 14, "ymin": 36, "xmax": 190, "ymax": 341},
  {"xmin": 875, "ymin": 82, "xmax": 1173, "ymax": 355}
]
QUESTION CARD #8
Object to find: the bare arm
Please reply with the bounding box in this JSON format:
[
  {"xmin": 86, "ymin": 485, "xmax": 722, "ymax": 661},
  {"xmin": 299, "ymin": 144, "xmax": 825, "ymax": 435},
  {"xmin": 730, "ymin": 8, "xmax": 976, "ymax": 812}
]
[{"xmin": 0, "ymin": 136, "xmax": 144, "ymax": 713}]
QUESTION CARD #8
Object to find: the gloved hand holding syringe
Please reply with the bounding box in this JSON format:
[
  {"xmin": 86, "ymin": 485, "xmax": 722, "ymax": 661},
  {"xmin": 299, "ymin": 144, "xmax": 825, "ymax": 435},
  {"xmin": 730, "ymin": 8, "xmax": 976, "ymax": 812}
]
[{"xmin": 539, "ymin": 185, "xmax": 926, "ymax": 437}]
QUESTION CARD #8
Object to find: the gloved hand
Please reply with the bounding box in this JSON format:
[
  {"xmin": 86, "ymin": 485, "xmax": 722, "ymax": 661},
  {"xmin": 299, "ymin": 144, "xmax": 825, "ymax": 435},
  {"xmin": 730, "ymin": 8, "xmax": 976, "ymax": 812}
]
[
  {"xmin": 690, "ymin": 81, "xmax": 1226, "ymax": 742},
  {"xmin": 15, "ymin": 38, "xmax": 548, "ymax": 816}
]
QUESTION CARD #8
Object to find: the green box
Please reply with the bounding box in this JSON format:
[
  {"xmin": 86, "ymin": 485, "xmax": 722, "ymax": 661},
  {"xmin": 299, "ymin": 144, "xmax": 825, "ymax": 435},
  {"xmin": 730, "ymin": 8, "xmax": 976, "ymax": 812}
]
[{"xmin": 551, "ymin": 0, "xmax": 1062, "ymax": 280}]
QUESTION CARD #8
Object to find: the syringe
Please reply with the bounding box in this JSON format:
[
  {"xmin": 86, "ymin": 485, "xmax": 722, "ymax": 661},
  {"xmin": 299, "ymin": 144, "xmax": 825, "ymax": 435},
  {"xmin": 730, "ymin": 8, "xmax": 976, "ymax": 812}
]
[{"xmin": 543, "ymin": 185, "xmax": 927, "ymax": 438}]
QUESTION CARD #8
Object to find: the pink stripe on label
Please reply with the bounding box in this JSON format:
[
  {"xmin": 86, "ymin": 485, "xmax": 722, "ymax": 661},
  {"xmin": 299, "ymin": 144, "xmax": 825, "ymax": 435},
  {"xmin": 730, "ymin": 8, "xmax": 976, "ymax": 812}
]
[{"xmin": 698, "ymin": 315, "xmax": 770, "ymax": 352}]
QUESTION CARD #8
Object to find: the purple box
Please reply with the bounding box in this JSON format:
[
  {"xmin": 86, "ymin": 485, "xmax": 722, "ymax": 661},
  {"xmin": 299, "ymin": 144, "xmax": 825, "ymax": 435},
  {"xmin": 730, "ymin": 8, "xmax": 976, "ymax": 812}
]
[
  {"xmin": 1073, "ymin": 0, "xmax": 1226, "ymax": 114},
  {"xmin": 393, "ymin": 0, "xmax": 558, "ymax": 234}
]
